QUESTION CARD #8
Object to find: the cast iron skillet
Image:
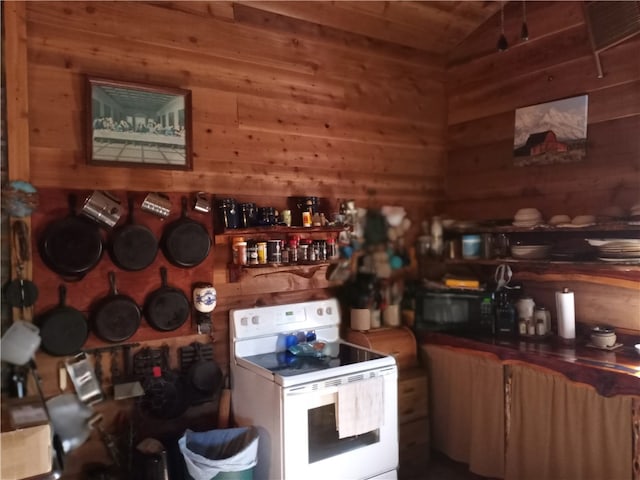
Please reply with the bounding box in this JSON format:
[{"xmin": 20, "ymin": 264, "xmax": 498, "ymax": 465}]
[
  {"xmin": 109, "ymin": 198, "xmax": 158, "ymax": 271},
  {"xmin": 39, "ymin": 194, "xmax": 103, "ymax": 281},
  {"xmin": 161, "ymin": 197, "xmax": 211, "ymax": 268},
  {"xmin": 37, "ymin": 285, "xmax": 89, "ymax": 356},
  {"xmin": 188, "ymin": 342, "xmax": 222, "ymax": 395},
  {"xmin": 92, "ymin": 271, "xmax": 141, "ymax": 343},
  {"xmin": 144, "ymin": 267, "xmax": 190, "ymax": 331}
]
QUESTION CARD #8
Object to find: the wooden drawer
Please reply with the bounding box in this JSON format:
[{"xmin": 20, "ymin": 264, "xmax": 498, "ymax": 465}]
[
  {"xmin": 345, "ymin": 326, "xmax": 418, "ymax": 370},
  {"xmin": 399, "ymin": 417, "xmax": 430, "ymax": 467},
  {"xmin": 398, "ymin": 368, "xmax": 429, "ymax": 424}
]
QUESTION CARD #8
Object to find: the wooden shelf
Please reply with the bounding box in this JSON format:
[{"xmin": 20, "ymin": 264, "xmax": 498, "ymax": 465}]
[
  {"xmin": 228, "ymin": 261, "xmax": 333, "ymax": 282},
  {"xmin": 214, "ymin": 225, "xmax": 348, "ymax": 244},
  {"xmin": 445, "ymin": 221, "xmax": 640, "ymax": 234},
  {"xmin": 444, "ymin": 257, "xmax": 640, "ymax": 270}
]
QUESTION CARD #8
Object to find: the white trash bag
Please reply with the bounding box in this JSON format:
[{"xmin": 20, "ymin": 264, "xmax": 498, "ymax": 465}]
[{"xmin": 179, "ymin": 426, "xmax": 259, "ymax": 480}]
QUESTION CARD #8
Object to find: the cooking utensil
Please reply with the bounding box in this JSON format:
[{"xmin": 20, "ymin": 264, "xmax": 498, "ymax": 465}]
[
  {"xmin": 139, "ymin": 345, "xmax": 188, "ymax": 419},
  {"xmin": 141, "ymin": 192, "xmax": 172, "ymax": 218},
  {"xmin": 217, "ymin": 375, "xmax": 231, "ymax": 429},
  {"xmin": 110, "ymin": 198, "xmax": 158, "ymax": 271},
  {"xmin": 92, "ymin": 271, "xmax": 141, "ymax": 342},
  {"xmin": 81, "ymin": 190, "xmax": 123, "ymax": 228},
  {"xmin": 89, "ymin": 413, "xmax": 122, "ymax": 467},
  {"xmin": 113, "ymin": 344, "xmax": 144, "ymax": 400},
  {"xmin": 37, "ymin": 285, "xmax": 89, "ymax": 356},
  {"xmin": 39, "ymin": 194, "xmax": 104, "ymax": 280},
  {"xmin": 65, "ymin": 352, "xmax": 104, "ymax": 404},
  {"xmin": 494, "ymin": 264, "xmax": 512, "ymax": 291},
  {"xmin": 187, "ymin": 342, "xmax": 222, "ymax": 395},
  {"xmin": 161, "ymin": 196, "xmax": 211, "ymax": 268},
  {"xmin": 46, "ymin": 393, "xmax": 94, "ymax": 453},
  {"xmin": 144, "ymin": 267, "xmax": 190, "ymax": 332},
  {"xmin": 4, "ymin": 220, "xmax": 39, "ymax": 312}
]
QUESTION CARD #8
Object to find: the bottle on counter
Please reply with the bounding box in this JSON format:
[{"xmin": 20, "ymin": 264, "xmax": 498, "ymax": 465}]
[{"xmin": 430, "ymin": 216, "xmax": 443, "ymax": 257}]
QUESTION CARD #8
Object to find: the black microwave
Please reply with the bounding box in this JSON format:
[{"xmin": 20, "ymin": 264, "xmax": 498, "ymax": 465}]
[{"xmin": 414, "ymin": 288, "xmax": 494, "ymax": 334}]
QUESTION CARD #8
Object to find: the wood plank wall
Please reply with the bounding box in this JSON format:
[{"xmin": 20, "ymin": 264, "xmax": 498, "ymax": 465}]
[
  {"xmin": 446, "ymin": 1, "xmax": 640, "ymax": 333},
  {"xmin": 20, "ymin": 0, "xmax": 445, "ymax": 365},
  {"xmin": 4, "ymin": 2, "xmax": 446, "ymax": 475}
]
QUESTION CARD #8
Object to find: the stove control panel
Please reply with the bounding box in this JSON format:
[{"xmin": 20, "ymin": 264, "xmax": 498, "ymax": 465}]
[{"xmin": 231, "ymin": 298, "xmax": 340, "ymax": 340}]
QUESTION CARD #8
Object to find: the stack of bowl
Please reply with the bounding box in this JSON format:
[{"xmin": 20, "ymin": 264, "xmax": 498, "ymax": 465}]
[{"xmin": 513, "ymin": 208, "xmax": 543, "ymax": 227}]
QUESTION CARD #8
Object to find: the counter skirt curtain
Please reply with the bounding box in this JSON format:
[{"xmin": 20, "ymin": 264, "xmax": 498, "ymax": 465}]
[
  {"xmin": 421, "ymin": 345, "xmax": 505, "ymax": 478},
  {"xmin": 505, "ymin": 362, "xmax": 633, "ymax": 480}
]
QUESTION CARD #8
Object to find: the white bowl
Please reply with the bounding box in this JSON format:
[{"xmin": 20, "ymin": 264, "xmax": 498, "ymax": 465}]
[
  {"xmin": 514, "ymin": 208, "xmax": 542, "ymax": 221},
  {"xmin": 549, "ymin": 214, "xmax": 571, "ymax": 225},
  {"xmin": 572, "ymin": 215, "xmax": 596, "ymax": 226},
  {"xmin": 635, "ymin": 344, "xmax": 640, "ymax": 355}
]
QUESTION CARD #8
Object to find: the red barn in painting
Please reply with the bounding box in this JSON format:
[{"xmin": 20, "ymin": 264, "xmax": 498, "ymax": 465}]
[{"xmin": 520, "ymin": 130, "xmax": 568, "ymax": 156}]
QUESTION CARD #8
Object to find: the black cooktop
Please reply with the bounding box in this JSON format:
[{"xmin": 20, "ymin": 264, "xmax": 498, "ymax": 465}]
[{"xmin": 242, "ymin": 342, "xmax": 387, "ymax": 377}]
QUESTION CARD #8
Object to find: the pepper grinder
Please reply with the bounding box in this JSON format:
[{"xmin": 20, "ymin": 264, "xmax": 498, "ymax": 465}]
[{"xmin": 193, "ymin": 283, "xmax": 217, "ymax": 334}]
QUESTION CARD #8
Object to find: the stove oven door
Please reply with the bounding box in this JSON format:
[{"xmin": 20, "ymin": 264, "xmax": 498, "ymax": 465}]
[{"xmin": 282, "ymin": 366, "xmax": 398, "ymax": 480}]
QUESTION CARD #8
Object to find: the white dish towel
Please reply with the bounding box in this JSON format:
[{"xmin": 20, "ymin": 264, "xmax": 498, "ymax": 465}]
[{"xmin": 336, "ymin": 376, "xmax": 385, "ymax": 439}]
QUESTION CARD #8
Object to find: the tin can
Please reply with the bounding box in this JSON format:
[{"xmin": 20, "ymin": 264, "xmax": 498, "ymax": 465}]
[
  {"xmin": 247, "ymin": 240, "xmax": 258, "ymax": 265},
  {"xmin": 302, "ymin": 211, "xmax": 312, "ymax": 227},
  {"xmin": 257, "ymin": 242, "xmax": 267, "ymax": 264},
  {"xmin": 267, "ymin": 239, "xmax": 282, "ymax": 264}
]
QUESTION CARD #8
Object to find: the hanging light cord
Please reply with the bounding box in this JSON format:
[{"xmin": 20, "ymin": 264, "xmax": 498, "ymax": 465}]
[
  {"xmin": 521, "ymin": 1, "xmax": 529, "ymax": 41},
  {"xmin": 497, "ymin": 1, "xmax": 509, "ymax": 51}
]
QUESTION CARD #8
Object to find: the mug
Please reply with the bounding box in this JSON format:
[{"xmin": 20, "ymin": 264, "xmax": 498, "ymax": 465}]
[
  {"xmin": 193, "ymin": 284, "xmax": 217, "ymax": 313},
  {"xmin": 81, "ymin": 190, "xmax": 122, "ymax": 228},
  {"xmin": 141, "ymin": 192, "xmax": 172, "ymax": 218},
  {"xmin": 193, "ymin": 192, "xmax": 211, "ymax": 214}
]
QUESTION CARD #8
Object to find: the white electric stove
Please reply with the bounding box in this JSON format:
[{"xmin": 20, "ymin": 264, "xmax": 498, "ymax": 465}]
[{"xmin": 230, "ymin": 298, "xmax": 398, "ymax": 480}]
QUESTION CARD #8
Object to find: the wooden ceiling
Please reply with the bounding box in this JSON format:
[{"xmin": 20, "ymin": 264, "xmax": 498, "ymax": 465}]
[{"xmin": 239, "ymin": 1, "xmax": 503, "ymax": 55}]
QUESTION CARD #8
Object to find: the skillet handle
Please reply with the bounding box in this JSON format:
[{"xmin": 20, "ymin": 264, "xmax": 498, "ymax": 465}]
[
  {"xmin": 109, "ymin": 271, "xmax": 118, "ymax": 295},
  {"xmin": 57, "ymin": 284, "xmax": 67, "ymax": 307},
  {"xmin": 159, "ymin": 266, "xmax": 168, "ymax": 287},
  {"xmin": 181, "ymin": 196, "xmax": 188, "ymax": 218}
]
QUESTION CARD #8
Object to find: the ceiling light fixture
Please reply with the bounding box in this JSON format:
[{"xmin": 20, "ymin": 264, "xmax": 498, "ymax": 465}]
[
  {"xmin": 497, "ymin": 1, "xmax": 508, "ymax": 51},
  {"xmin": 521, "ymin": 1, "xmax": 529, "ymax": 41}
]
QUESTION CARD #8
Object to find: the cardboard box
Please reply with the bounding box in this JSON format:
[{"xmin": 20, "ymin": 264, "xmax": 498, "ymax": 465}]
[{"xmin": 1, "ymin": 423, "xmax": 52, "ymax": 480}]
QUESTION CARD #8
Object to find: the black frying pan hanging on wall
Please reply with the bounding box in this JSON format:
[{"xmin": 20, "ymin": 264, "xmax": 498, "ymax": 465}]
[
  {"xmin": 92, "ymin": 271, "xmax": 141, "ymax": 343},
  {"xmin": 37, "ymin": 285, "xmax": 89, "ymax": 356},
  {"xmin": 39, "ymin": 194, "xmax": 103, "ymax": 281},
  {"xmin": 144, "ymin": 267, "xmax": 190, "ymax": 332},
  {"xmin": 161, "ymin": 197, "xmax": 211, "ymax": 268},
  {"xmin": 109, "ymin": 198, "xmax": 158, "ymax": 271}
]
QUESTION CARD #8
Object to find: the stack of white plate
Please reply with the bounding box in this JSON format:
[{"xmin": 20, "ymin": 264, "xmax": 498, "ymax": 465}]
[
  {"xmin": 511, "ymin": 244, "xmax": 552, "ymax": 260},
  {"xmin": 512, "ymin": 208, "xmax": 543, "ymax": 227},
  {"xmin": 586, "ymin": 239, "xmax": 640, "ymax": 262}
]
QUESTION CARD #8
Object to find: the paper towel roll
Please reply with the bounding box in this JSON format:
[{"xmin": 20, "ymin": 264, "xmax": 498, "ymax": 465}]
[{"xmin": 555, "ymin": 288, "xmax": 575, "ymax": 340}]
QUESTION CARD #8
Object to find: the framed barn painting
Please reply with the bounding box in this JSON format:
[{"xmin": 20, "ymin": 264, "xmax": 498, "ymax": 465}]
[
  {"xmin": 87, "ymin": 77, "xmax": 192, "ymax": 170},
  {"xmin": 513, "ymin": 95, "xmax": 588, "ymax": 167}
]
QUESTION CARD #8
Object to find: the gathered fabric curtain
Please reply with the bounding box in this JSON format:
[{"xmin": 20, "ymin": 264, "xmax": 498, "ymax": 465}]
[
  {"xmin": 505, "ymin": 362, "xmax": 633, "ymax": 480},
  {"xmin": 421, "ymin": 345, "xmax": 505, "ymax": 478}
]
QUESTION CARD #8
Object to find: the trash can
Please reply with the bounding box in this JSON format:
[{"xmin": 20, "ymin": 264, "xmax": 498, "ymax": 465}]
[{"xmin": 179, "ymin": 426, "xmax": 259, "ymax": 480}]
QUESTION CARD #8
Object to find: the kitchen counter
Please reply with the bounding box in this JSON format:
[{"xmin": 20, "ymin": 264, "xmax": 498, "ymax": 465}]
[{"xmin": 416, "ymin": 331, "xmax": 640, "ymax": 397}]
